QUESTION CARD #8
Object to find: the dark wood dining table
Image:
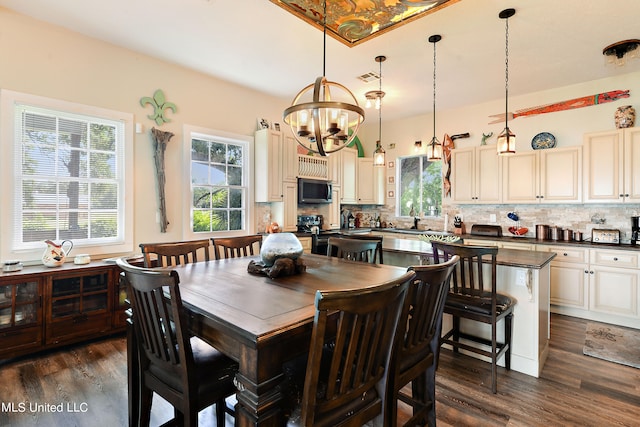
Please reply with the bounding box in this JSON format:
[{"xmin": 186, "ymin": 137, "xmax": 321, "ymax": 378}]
[{"xmin": 127, "ymin": 253, "xmax": 409, "ymax": 426}]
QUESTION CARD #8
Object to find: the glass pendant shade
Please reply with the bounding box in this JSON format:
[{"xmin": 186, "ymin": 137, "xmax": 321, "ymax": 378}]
[
  {"xmin": 497, "ymin": 126, "xmax": 516, "ymax": 155},
  {"xmin": 427, "ymin": 136, "xmax": 442, "ymax": 160},
  {"xmin": 373, "ymin": 141, "xmax": 386, "ymax": 166}
]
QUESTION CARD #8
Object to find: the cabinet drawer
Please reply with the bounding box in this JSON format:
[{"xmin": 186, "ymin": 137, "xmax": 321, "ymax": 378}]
[
  {"xmin": 0, "ymin": 326, "xmax": 42, "ymax": 356},
  {"xmin": 590, "ymin": 249, "xmax": 639, "ymax": 269},
  {"xmin": 537, "ymin": 245, "xmax": 588, "ymax": 264},
  {"xmin": 46, "ymin": 313, "xmax": 112, "ymax": 345}
]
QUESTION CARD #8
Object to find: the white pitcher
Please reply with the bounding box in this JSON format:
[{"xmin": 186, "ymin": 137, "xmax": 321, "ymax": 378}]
[{"xmin": 42, "ymin": 240, "xmax": 73, "ymax": 267}]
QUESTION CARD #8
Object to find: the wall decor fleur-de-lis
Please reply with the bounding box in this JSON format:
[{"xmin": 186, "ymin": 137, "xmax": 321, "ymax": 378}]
[{"xmin": 140, "ymin": 89, "xmax": 177, "ymax": 125}]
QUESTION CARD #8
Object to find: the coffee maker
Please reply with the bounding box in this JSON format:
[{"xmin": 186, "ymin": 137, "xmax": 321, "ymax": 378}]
[{"xmin": 632, "ymin": 216, "xmax": 640, "ymax": 246}]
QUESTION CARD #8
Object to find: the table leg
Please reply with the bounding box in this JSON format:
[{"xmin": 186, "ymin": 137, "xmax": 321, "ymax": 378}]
[{"xmin": 126, "ymin": 316, "xmax": 140, "ymax": 427}]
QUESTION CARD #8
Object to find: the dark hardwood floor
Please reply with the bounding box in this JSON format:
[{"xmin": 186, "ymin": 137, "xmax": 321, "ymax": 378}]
[{"xmin": 1, "ymin": 314, "xmax": 639, "ymax": 426}]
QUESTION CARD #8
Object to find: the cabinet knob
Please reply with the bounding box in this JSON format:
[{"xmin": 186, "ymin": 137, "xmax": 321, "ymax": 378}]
[
  {"xmin": 613, "ymin": 257, "xmax": 618, "ymax": 261},
  {"xmin": 590, "ymin": 270, "xmax": 594, "ymax": 274},
  {"xmin": 563, "ymin": 253, "xmax": 568, "ymax": 256},
  {"xmin": 625, "ymin": 194, "xmax": 630, "ymax": 197},
  {"xmin": 584, "ymin": 270, "xmax": 589, "ymax": 274}
]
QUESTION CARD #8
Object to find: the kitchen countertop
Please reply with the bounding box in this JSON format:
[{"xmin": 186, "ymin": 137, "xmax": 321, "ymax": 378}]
[
  {"xmin": 379, "ymin": 236, "xmax": 556, "ymax": 269},
  {"xmin": 369, "ymin": 228, "xmax": 640, "ymax": 251}
]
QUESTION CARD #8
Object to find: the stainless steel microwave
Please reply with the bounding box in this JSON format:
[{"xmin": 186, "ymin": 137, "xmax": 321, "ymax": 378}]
[{"xmin": 298, "ymin": 178, "xmax": 332, "ymax": 204}]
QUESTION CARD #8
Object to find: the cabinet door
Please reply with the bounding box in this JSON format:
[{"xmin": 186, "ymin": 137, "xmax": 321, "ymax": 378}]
[
  {"xmin": 328, "ymin": 185, "xmax": 342, "ymax": 229},
  {"xmin": 254, "ymin": 129, "xmax": 284, "ymax": 202},
  {"xmin": 451, "ymin": 147, "xmax": 476, "ymax": 203},
  {"xmin": 550, "ymin": 263, "xmax": 588, "ymax": 309},
  {"xmin": 282, "ymin": 133, "xmax": 299, "ymax": 182},
  {"xmin": 476, "ymin": 145, "xmax": 502, "ymax": 203},
  {"xmin": 590, "ymin": 266, "xmax": 639, "ymax": 318},
  {"xmin": 281, "ymin": 181, "xmax": 298, "ymax": 232},
  {"xmin": 502, "ymin": 151, "xmax": 539, "ymax": 203},
  {"xmin": 357, "ymin": 158, "xmax": 375, "ymax": 204},
  {"xmin": 583, "ymin": 129, "xmax": 622, "ymax": 203},
  {"xmin": 623, "ymin": 127, "xmax": 640, "ymax": 202},
  {"xmin": 540, "ymin": 146, "xmax": 582, "ymax": 203},
  {"xmin": 0, "ymin": 280, "xmax": 42, "ymax": 358},
  {"xmin": 341, "ymin": 148, "xmax": 357, "ymax": 203}
]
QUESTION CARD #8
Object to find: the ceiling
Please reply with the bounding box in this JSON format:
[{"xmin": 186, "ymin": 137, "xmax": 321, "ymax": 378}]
[{"xmin": 1, "ymin": 0, "xmax": 639, "ymax": 121}]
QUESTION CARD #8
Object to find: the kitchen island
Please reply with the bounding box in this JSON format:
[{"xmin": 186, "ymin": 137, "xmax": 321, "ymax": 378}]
[{"xmin": 377, "ymin": 235, "xmax": 556, "ymax": 378}]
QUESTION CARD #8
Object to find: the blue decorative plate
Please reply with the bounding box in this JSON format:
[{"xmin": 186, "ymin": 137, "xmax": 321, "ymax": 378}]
[{"xmin": 531, "ymin": 132, "xmax": 556, "ymax": 150}]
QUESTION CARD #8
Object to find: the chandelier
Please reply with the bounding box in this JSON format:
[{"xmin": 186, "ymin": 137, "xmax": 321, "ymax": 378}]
[
  {"xmin": 427, "ymin": 34, "xmax": 442, "ymax": 161},
  {"xmin": 497, "ymin": 8, "xmax": 516, "ymax": 155},
  {"xmin": 283, "ymin": 1, "xmax": 365, "ymax": 156}
]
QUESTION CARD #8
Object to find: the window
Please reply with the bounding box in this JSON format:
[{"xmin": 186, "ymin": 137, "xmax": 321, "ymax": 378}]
[
  {"xmin": 0, "ymin": 90, "xmax": 134, "ymax": 261},
  {"xmin": 184, "ymin": 126, "xmax": 252, "ymax": 236},
  {"xmin": 397, "ymin": 155, "xmax": 442, "ymax": 217}
]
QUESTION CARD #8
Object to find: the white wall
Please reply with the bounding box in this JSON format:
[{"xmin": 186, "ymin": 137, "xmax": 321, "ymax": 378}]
[
  {"xmin": 0, "ymin": 8, "xmax": 289, "ymax": 257},
  {"xmin": 359, "ymin": 71, "xmax": 640, "ymax": 157}
]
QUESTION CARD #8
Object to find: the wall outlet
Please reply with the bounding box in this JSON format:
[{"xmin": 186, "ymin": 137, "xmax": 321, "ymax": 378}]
[{"xmin": 490, "ymin": 214, "xmax": 497, "ymax": 223}]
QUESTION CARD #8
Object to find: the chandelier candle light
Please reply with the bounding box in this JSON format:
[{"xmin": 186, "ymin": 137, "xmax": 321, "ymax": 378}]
[
  {"xmin": 283, "ymin": 1, "xmax": 364, "ymax": 156},
  {"xmin": 497, "ymin": 8, "xmax": 516, "ymax": 155},
  {"xmin": 373, "ymin": 55, "xmax": 387, "ymax": 167},
  {"xmin": 427, "ymin": 34, "xmax": 442, "ymax": 161}
]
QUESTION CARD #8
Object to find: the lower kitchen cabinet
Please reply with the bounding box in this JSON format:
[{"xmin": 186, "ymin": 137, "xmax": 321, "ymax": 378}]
[{"xmin": 0, "ymin": 262, "xmax": 125, "ymax": 361}]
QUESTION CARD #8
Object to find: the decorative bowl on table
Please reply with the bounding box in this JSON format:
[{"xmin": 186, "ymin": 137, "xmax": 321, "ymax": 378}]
[
  {"xmin": 418, "ymin": 234, "xmax": 462, "ymax": 243},
  {"xmin": 260, "ymin": 232, "xmax": 304, "ymax": 267}
]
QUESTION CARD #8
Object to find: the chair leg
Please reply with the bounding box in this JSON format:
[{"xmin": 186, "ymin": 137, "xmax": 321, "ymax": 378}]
[
  {"xmin": 491, "ymin": 321, "xmax": 498, "ymax": 394},
  {"xmin": 215, "ymin": 398, "xmax": 226, "ymax": 426},
  {"xmin": 505, "ymin": 313, "xmax": 513, "ymax": 370},
  {"xmin": 139, "ymin": 386, "xmax": 153, "ymax": 427},
  {"xmin": 425, "ymin": 363, "xmax": 437, "ymax": 427},
  {"xmin": 411, "ymin": 373, "xmax": 427, "ymax": 426},
  {"xmin": 452, "ymin": 316, "xmax": 460, "ymax": 354}
]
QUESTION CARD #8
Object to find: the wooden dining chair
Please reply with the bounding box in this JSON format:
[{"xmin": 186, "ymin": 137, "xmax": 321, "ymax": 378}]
[
  {"xmin": 387, "ymin": 256, "xmax": 460, "ymax": 427},
  {"xmin": 339, "ymin": 233, "xmax": 384, "ymax": 264},
  {"xmin": 210, "ymin": 234, "xmax": 263, "ymax": 260},
  {"xmin": 139, "ymin": 239, "xmax": 211, "ymax": 267},
  {"xmin": 430, "ymin": 241, "xmax": 516, "ymax": 394},
  {"xmin": 116, "ymin": 258, "xmax": 238, "ymax": 427},
  {"xmin": 286, "ymin": 270, "xmax": 416, "ymax": 427},
  {"xmin": 326, "ymin": 236, "xmax": 380, "ymax": 264}
]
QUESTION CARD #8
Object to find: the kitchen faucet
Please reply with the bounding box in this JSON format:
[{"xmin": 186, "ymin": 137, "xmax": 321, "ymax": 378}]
[{"xmin": 412, "ymin": 217, "xmax": 420, "ymax": 229}]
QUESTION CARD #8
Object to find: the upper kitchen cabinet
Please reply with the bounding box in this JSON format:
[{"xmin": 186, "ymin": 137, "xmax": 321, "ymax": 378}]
[
  {"xmin": 356, "ymin": 158, "xmax": 384, "ymax": 205},
  {"xmin": 254, "ymin": 129, "xmax": 298, "ymax": 202},
  {"xmin": 502, "ymin": 146, "xmax": 582, "ymax": 204},
  {"xmin": 451, "ymin": 145, "xmax": 501, "ymax": 204},
  {"xmin": 340, "ymin": 148, "xmax": 358, "ymax": 203},
  {"xmin": 583, "ymin": 127, "xmax": 640, "ymax": 203}
]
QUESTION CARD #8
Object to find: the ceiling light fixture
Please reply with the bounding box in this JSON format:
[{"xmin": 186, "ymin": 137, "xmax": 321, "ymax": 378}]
[
  {"xmin": 427, "ymin": 34, "xmax": 442, "ymax": 161},
  {"xmin": 497, "ymin": 8, "xmax": 516, "ymax": 156},
  {"xmin": 603, "ymin": 39, "xmax": 640, "ymax": 67},
  {"xmin": 373, "ymin": 55, "xmax": 387, "ymax": 167},
  {"xmin": 282, "ymin": 1, "xmax": 365, "ymax": 156},
  {"xmin": 365, "ymin": 89, "xmax": 385, "ymax": 109}
]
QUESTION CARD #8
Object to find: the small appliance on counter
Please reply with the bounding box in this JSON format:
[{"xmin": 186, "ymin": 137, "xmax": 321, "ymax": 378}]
[
  {"xmin": 632, "ymin": 216, "xmax": 639, "ymax": 246},
  {"xmin": 591, "ymin": 229, "xmax": 621, "ymax": 244},
  {"xmin": 297, "ymin": 215, "xmax": 341, "ymax": 255}
]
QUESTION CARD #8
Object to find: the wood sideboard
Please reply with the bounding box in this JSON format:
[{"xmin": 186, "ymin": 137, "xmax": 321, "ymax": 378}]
[{"xmin": 0, "ymin": 261, "xmax": 126, "ymax": 362}]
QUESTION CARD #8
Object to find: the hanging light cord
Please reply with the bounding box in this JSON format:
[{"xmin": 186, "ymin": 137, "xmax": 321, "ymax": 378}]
[
  {"xmin": 378, "ymin": 57, "xmax": 382, "ymax": 145},
  {"xmin": 322, "ymin": 1, "xmax": 326, "ymax": 77},
  {"xmin": 504, "ymin": 14, "xmax": 510, "ymax": 131},
  {"xmin": 432, "ymin": 38, "xmax": 437, "ymax": 144}
]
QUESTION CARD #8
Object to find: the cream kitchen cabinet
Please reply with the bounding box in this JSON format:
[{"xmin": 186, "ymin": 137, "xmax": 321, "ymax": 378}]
[
  {"xmin": 327, "ymin": 185, "xmax": 342, "ymax": 229},
  {"xmin": 356, "ymin": 158, "xmax": 384, "ymax": 205},
  {"xmin": 450, "ymin": 145, "xmax": 501, "ymax": 204},
  {"xmin": 536, "ymin": 245, "xmax": 589, "ymax": 310},
  {"xmin": 271, "ymin": 181, "xmax": 298, "ymax": 232},
  {"xmin": 536, "ymin": 244, "xmax": 640, "ymax": 329},
  {"xmin": 340, "ymin": 148, "xmax": 357, "ymax": 203},
  {"xmin": 589, "ymin": 248, "xmax": 640, "ymax": 320},
  {"xmin": 502, "ymin": 146, "xmax": 582, "ymax": 204},
  {"xmin": 255, "ymin": 129, "xmax": 298, "ymax": 203},
  {"xmin": 583, "ymin": 127, "xmax": 640, "ymax": 203}
]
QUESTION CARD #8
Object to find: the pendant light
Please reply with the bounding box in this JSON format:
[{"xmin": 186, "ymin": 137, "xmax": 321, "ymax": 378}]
[
  {"xmin": 373, "ymin": 55, "xmax": 386, "ymax": 167},
  {"xmin": 497, "ymin": 8, "xmax": 516, "ymax": 155},
  {"xmin": 283, "ymin": 1, "xmax": 365, "ymax": 156},
  {"xmin": 427, "ymin": 34, "xmax": 442, "ymax": 161}
]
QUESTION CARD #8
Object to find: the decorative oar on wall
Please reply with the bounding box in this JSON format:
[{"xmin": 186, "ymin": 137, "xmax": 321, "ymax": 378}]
[
  {"xmin": 488, "ymin": 89, "xmax": 630, "ymax": 123},
  {"xmin": 140, "ymin": 89, "xmax": 177, "ymax": 232},
  {"xmin": 442, "ymin": 132, "xmax": 469, "ymax": 197}
]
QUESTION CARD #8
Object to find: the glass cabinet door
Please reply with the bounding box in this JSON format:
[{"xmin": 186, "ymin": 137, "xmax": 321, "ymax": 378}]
[
  {"xmin": 0, "ymin": 281, "xmax": 39, "ymax": 329},
  {"xmin": 51, "ymin": 272, "xmax": 109, "ymax": 319}
]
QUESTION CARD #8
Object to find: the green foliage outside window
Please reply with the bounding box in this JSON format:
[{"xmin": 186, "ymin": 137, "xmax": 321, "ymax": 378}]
[{"xmin": 398, "ymin": 155, "xmax": 442, "ymax": 217}]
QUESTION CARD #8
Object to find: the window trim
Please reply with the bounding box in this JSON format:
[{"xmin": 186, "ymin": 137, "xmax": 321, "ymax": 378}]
[
  {"xmin": 182, "ymin": 124, "xmax": 254, "ymax": 240},
  {"xmin": 0, "ymin": 89, "xmax": 134, "ymax": 262}
]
